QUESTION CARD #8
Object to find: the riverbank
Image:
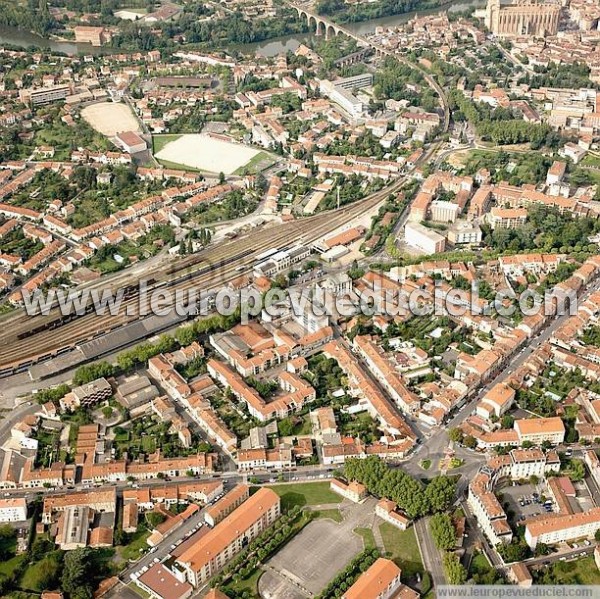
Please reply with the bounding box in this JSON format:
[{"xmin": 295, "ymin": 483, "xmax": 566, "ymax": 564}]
[{"xmin": 0, "ymin": 0, "xmax": 485, "ymax": 58}]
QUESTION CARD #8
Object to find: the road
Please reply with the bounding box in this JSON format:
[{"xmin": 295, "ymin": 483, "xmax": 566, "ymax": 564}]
[{"xmin": 415, "ymin": 517, "xmax": 447, "ymax": 586}]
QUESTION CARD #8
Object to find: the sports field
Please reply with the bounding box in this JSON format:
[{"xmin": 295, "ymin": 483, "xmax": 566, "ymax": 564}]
[
  {"xmin": 82, "ymin": 102, "xmax": 140, "ymax": 137},
  {"xmin": 154, "ymin": 134, "xmax": 262, "ymax": 174}
]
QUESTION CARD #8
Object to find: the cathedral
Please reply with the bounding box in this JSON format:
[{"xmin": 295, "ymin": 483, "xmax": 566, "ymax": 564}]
[{"xmin": 485, "ymin": 0, "xmax": 561, "ymax": 37}]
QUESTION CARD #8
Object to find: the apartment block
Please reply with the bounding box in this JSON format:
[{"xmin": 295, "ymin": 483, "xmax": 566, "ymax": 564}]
[
  {"xmin": 342, "ymin": 558, "xmax": 405, "ymax": 599},
  {"xmin": 514, "ymin": 417, "xmax": 565, "ymax": 445},
  {"xmin": 525, "ymin": 507, "xmax": 600, "ymax": 550},
  {"xmin": 468, "ymin": 467, "xmax": 513, "ymax": 546},
  {"xmin": 204, "ymin": 484, "xmax": 249, "ymax": 527},
  {"xmin": 0, "ymin": 498, "xmax": 27, "ymax": 522},
  {"xmin": 177, "ymin": 488, "xmax": 280, "ymax": 586}
]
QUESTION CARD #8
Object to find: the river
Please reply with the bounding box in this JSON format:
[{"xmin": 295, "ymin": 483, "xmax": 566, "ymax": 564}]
[
  {"xmin": 0, "ymin": 25, "xmax": 101, "ymax": 55},
  {"xmin": 0, "ymin": 0, "xmax": 485, "ymax": 57},
  {"xmin": 243, "ymin": 0, "xmax": 486, "ymax": 56}
]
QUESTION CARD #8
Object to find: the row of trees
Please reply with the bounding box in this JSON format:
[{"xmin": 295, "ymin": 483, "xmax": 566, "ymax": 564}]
[
  {"xmin": 482, "ymin": 205, "xmax": 600, "ymax": 255},
  {"xmin": 442, "ymin": 551, "xmax": 467, "ymax": 584},
  {"xmin": 430, "ymin": 513, "xmax": 456, "ymax": 551},
  {"xmin": 316, "ymin": 0, "xmax": 441, "ymax": 23},
  {"xmin": 212, "ymin": 505, "xmax": 309, "ymax": 597},
  {"xmin": 316, "ymin": 548, "xmax": 380, "ymax": 599},
  {"xmin": 343, "ymin": 456, "xmax": 457, "ymax": 518},
  {"xmin": 70, "ymin": 310, "xmax": 242, "ymax": 388}
]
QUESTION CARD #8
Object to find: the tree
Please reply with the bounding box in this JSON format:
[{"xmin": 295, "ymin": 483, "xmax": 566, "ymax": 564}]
[
  {"xmin": 497, "ymin": 540, "xmax": 529, "ymax": 563},
  {"xmin": 425, "ymin": 477, "xmax": 457, "ymax": 513},
  {"xmin": 448, "ymin": 428, "xmax": 463, "ymax": 443},
  {"xmin": 442, "ymin": 551, "xmax": 466, "ymax": 584},
  {"xmin": 0, "ymin": 526, "xmax": 16, "ymax": 561},
  {"xmin": 430, "ymin": 513, "xmax": 456, "ymax": 550},
  {"xmin": 30, "ymin": 536, "xmax": 54, "ymax": 562},
  {"xmin": 464, "ymin": 435, "xmax": 477, "ymax": 449},
  {"xmin": 61, "ymin": 547, "xmax": 93, "ymax": 598},
  {"xmin": 145, "ymin": 511, "xmax": 166, "ymax": 529}
]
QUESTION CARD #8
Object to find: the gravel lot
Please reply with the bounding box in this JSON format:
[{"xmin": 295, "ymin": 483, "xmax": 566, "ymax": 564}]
[
  {"xmin": 81, "ymin": 102, "xmax": 140, "ymax": 136},
  {"xmin": 155, "ymin": 134, "xmax": 261, "ymax": 174}
]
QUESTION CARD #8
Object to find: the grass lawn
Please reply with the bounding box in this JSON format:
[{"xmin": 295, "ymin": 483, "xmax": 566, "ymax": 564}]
[
  {"xmin": 312, "ymin": 509, "xmax": 343, "ymax": 522},
  {"xmin": 582, "ymin": 154, "xmax": 600, "ymax": 168},
  {"xmin": 20, "ymin": 554, "xmax": 61, "ymax": 591},
  {"xmin": 469, "ymin": 552, "xmax": 493, "ymax": 578},
  {"xmin": 542, "ymin": 556, "xmax": 600, "ymax": 585},
  {"xmin": 152, "ymin": 134, "xmax": 182, "ymax": 155},
  {"xmin": 354, "ymin": 527, "xmax": 376, "ymax": 550},
  {"xmin": 223, "ymin": 567, "xmax": 263, "ymax": 596},
  {"xmin": 420, "ymin": 459, "xmax": 432, "ymax": 470},
  {"xmin": 233, "ymin": 150, "xmax": 274, "ymax": 175},
  {"xmin": 379, "ymin": 523, "xmax": 424, "ymax": 580},
  {"xmin": 118, "ymin": 528, "xmax": 151, "ymax": 561},
  {"xmin": 266, "ymin": 482, "xmax": 341, "ymax": 511},
  {"xmin": 128, "ymin": 581, "xmax": 152, "ymax": 599},
  {"xmin": 155, "ymin": 157, "xmax": 203, "ymax": 172},
  {"xmin": 0, "ymin": 553, "xmax": 27, "ymax": 578}
]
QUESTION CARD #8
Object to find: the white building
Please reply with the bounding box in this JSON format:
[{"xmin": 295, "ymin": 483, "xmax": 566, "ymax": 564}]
[
  {"xmin": 525, "ymin": 507, "xmax": 600, "ymax": 549},
  {"xmin": 468, "ymin": 467, "xmax": 513, "ymax": 546},
  {"xmin": 0, "ymin": 498, "xmax": 27, "ymax": 522},
  {"xmin": 375, "ymin": 498, "xmax": 410, "ymax": 530},
  {"xmin": 514, "ymin": 417, "xmax": 565, "ymax": 445},
  {"xmin": 404, "ymin": 221, "xmax": 445, "ymax": 254},
  {"xmin": 430, "ymin": 200, "xmax": 459, "ymax": 223}
]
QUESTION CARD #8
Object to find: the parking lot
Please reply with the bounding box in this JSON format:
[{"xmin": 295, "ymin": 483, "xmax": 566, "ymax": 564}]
[
  {"xmin": 501, "ymin": 483, "xmax": 553, "ymax": 524},
  {"xmin": 259, "ymin": 497, "xmax": 378, "ymax": 598}
]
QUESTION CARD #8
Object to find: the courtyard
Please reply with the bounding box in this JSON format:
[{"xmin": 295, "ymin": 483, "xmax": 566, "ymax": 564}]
[{"xmin": 259, "ymin": 497, "xmax": 379, "ymax": 599}]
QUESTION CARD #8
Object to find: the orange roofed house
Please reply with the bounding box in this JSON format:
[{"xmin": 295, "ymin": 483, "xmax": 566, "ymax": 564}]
[
  {"xmin": 330, "ymin": 479, "xmax": 367, "ymax": 503},
  {"xmin": 342, "ymin": 558, "xmax": 418, "ymax": 599}
]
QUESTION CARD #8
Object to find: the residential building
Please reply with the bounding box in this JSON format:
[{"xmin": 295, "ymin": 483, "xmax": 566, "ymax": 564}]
[
  {"xmin": 524, "ymin": 507, "xmax": 600, "ymax": 549},
  {"xmin": 404, "ymin": 221, "xmax": 445, "ymax": 254},
  {"xmin": 0, "ymin": 498, "xmax": 27, "ymax": 522},
  {"xmin": 136, "ymin": 565, "xmax": 192, "ymax": 599},
  {"xmin": 375, "ymin": 498, "xmax": 410, "ymax": 531},
  {"xmin": 468, "ymin": 467, "xmax": 512, "ymax": 545},
  {"xmin": 342, "ymin": 558, "xmax": 404, "ymax": 599},
  {"xmin": 204, "ymin": 484, "xmax": 250, "ymax": 527},
  {"xmin": 176, "ymin": 488, "xmax": 280, "ymax": 586},
  {"xmin": 514, "ymin": 417, "xmax": 565, "ymax": 445},
  {"xmin": 330, "ymin": 479, "xmax": 367, "ymax": 503}
]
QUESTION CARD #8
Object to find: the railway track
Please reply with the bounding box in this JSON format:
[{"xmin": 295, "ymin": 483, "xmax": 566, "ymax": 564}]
[
  {"xmin": 0, "ymin": 186, "xmax": 393, "ymax": 373},
  {"xmin": 0, "ymin": 134, "xmax": 444, "ymax": 375}
]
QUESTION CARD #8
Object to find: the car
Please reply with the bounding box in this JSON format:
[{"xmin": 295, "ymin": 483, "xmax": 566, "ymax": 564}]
[
  {"xmin": 560, "ymin": 557, "xmax": 567, "ymax": 561},
  {"xmin": 532, "ymin": 492, "xmax": 539, "ymax": 498},
  {"xmin": 153, "ymin": 557, "xmax": 160, "ymax": 564},
  {"xmin": 584, "ymin": 540, "xmax": 591, "ymax": 546},
  {"xmin": 573, "ymin": 543, "xmax": 579, "ymax": 548},
  {"xmin": 149, "ymin": 547, "xmax": 157, "ymax": 554},
  {"xmin": 580, "ymin": 552, "xmax": 587, "ymax": 557},
  {"xmin": 170, "ymin": 544, "xmax": 176, "ymax": 550}
]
